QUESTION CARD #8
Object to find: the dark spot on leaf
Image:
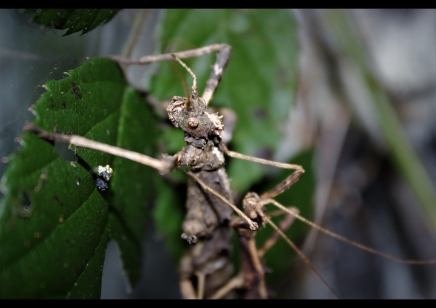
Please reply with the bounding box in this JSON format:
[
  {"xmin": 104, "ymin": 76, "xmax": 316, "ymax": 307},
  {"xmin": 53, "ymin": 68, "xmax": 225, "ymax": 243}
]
[
  {"xmin": 62, "ymin": 101, "xmax": 66, "ymax": 108},
  {"xmin": 19, "ymin": 191, "xmax": 32, "ymax": 217},
  {"xmin": 53, "ymin": 195, "xmax": 65, "ymax": 207},
  {"xmin": 71, "ymin": 82, "xmax": 82, "ymax": 99}
]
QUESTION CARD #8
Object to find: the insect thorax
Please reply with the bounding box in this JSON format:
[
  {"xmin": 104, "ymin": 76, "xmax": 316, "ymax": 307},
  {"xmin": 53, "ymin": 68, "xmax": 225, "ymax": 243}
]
[{"xmin": 167, "ymin": 95, "xmax": 225, "ymax": 171}]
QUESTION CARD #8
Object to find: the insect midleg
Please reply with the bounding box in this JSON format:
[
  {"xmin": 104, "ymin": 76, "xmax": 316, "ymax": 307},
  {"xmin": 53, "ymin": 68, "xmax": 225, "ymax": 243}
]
[{"xmin": 221, "ymin": 208, "xmax": 302, "ymax": 299}]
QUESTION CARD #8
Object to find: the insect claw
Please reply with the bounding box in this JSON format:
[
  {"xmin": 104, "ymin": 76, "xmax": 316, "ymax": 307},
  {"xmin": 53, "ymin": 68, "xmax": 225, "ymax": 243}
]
[{"xmin": 249, "ymin": 221, "xmax": 259, "ymax": 231}]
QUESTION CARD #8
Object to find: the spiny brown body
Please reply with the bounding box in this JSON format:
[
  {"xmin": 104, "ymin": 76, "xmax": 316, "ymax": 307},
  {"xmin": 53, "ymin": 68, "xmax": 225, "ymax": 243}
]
[{"xmin": 167, "ymin": 92, "xmax": 237, "ymax": 298}]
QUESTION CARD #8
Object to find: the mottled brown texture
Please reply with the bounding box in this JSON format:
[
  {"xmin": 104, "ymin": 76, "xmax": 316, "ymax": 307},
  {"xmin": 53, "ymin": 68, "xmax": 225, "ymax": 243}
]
[
  {"xmin": 165, "ymin": 47, "xmax": 304, "ymax": 299},
  {"xmin": 167, "ymin": 95, "xmax": 224, "ymax": 140},
  {"xmin": 166, "ymin": 62, "xmax": 238, "ymax": 297},
  {"xmin": 176, "ymin": 136, "xmax": 235, "ymax": 298}
]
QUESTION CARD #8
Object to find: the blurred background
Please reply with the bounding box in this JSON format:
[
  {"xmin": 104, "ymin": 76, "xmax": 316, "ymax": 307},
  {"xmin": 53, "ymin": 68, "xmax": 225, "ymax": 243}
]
[
  {"xmin": 0, "ymin": 9, "xmax": 435, "ymax": 298},
  {"xmin": 287, "ymin": 9, "xmax": 436, "ymax": 298}
]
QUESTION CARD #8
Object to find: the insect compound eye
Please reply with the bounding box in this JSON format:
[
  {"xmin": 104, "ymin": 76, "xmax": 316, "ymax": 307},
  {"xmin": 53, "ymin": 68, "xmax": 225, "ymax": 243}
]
[{"xmin": 187, "ymin": 117, "xmax": 200, "ymax": 128}]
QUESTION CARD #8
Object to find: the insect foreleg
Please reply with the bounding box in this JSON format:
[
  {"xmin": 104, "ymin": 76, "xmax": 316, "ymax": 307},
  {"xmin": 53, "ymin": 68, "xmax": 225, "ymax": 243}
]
[
  {"xmin": 201, "ymin": 44, "xmax": 232, "ymax": 106},
  {"xmin": 109, "ymin": 44, "xmax": 232, "ymax": 108},
  {"xmin": 22, "ymin": 123, "xmax": 175, "ymax": 173},
  {"xmin": 109, "ymin": 43, "xmax": 231, "ymax": 67}
]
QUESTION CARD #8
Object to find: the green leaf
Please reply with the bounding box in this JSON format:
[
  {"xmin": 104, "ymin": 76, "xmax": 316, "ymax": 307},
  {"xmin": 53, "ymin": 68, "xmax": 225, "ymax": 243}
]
[
  {"xmin": 21, "ymin": 9, "xmax": 121, "ymax": 35},
  {"xmin": 152, "ymin": 177, "xmax": 185, "ymax": 262},
  {"xmin": 0, "ymin": 57, "xmax": 158, "ymax": 298}
]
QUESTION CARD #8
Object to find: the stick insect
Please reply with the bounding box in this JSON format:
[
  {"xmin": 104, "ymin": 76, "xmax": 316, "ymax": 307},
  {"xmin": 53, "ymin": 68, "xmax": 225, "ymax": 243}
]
[{"xmin": 24, "ymin": 44, "xmax": 436, "ymax": 299}]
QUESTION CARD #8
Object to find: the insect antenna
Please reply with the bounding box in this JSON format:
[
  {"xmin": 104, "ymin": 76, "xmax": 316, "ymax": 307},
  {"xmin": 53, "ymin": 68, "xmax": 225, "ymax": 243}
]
[
  {"xmin": 166, "ymin": 54, "xmax": 191, "ymax": 105},
  {"xmin": 171, "ymin": 53, "xmax": 198, "ymax": 104}
]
